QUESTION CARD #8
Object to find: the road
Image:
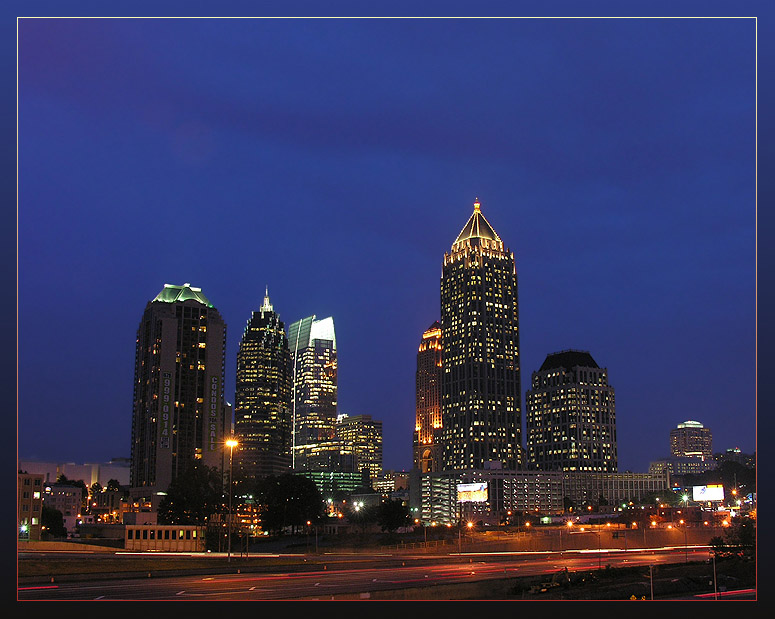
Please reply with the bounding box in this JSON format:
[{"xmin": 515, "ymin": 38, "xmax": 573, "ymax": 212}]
[{"xmin": 18, "ymin": 547, "xmax": 716, "ymax": 600}]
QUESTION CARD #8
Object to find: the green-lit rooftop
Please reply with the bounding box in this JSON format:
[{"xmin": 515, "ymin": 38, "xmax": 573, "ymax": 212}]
[{"xmin": 152, "ymin": 283, "xmax": 214, "ymax": 307}]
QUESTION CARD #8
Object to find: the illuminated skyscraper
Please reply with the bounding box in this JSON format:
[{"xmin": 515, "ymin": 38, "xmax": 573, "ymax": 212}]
[
  {"xmin": 337, "ymin": 414, "xmax": 383, "ymax": 484},
  {"xmin": 670, "ymin": 420, "xmax": 712, "ymax": 459},
  {"xmin": 413, "ymin": 321, "xmax": 443, "ymax": 473},
  {"xmin": 234, "ymin": 288, "xmax": 293, "ymax": 480},
  {"xmin": 440, "ymin": 199, "xmax": 522, "ymax": 471},
  {"xmin": 525, "ymin": 350, "xmax": 617, "ymax": 472},
  {"xmin": 288, "ymin": 315, "xmax": 338, "ymax": 470},
  {"xmin": 130, "ymin": 283, "xmax": 229, "ymax": 495}
]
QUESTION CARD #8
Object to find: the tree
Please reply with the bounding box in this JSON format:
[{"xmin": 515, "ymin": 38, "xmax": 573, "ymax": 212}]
[
  {"xmin": 253, "ymin": 474, "xmax": 323, "ymax": 534},
  {"xmin": 41, "ymin": 505, "xmax": 67, "ymax": 539},
  {"xmin": 377, "ymin": 500, "xmax": 411, "ymax": 532},
  {"xmin": 157, "ymin": 464, "xmax": 222, "ymax": 525},
  {"xmin": 90, "ymin": 482, "xmax": 103, "ymax": 496},
  {"xmin": 106, "ymin": 479, "xmax": 121, "ymax": 492}
]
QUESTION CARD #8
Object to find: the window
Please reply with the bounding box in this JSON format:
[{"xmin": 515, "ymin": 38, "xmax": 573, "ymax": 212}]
[
  {"xmin": 185, "ymin": 530, "xmax": 191, "ymax": 540},
  {"xmin": 128, "ymin": 530, "xmax": 134, "ymax": 540}
]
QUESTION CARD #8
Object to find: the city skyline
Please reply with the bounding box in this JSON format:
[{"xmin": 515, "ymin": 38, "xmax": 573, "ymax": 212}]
[{"xmin": 17, "ymin": 16, "xmax": 756, "ymax": 475}]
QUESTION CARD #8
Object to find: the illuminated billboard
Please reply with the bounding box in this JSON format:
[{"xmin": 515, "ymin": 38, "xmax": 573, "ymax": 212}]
[
  {"xmin": 692, "ymin": 484, "xmax": 724, "ymax": 502},
  {"xmin": 457, "ymin": 482, "xmax": 488, "ymax": 503}
]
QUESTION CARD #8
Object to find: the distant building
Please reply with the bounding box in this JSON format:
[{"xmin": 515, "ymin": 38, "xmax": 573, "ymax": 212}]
[
  {"xmin": 18, "ymin": 473, "xmax": 44, "ymax": 541},
  {"xmin": 670, "ymin": 420, "xmax": 713, "ymax": 458},
  {"xmin": 649, "ymin": 457, "xmax": 717, "ymax": 477},
  {"xmin": 42, "ymin": 482, "xmax": 83, "ymax": 533},
  {"xmin": 288, "ymin": 315, "xmax": 338, "ymax": 471},
  {"xmin": 413, "ymin": 321, "xmax": 443, "ymax": 473},
  {"xmin": 714, "ymin": 448, "xmax": 755, "ymax": 468},
  {"xmin": 234, "ymin": 288, "xmax": 293, "ymax": 480},
  {"xmin": 337, "ymin": 414, "xmax": 383, "ymax": 483},
  {"xmin": 440, "ymin": 199, "xmax": 522, "ymax": 471},
  {"xmin": 299, "ymin": 470, "xmax": 369, "ymax": 497},
  {"xmin": 18, "ymin": 459, "xmax": 130, "ymax": 487},
  {"xmin": 417, "ymin": 469, "xmax": 671, "ymax": 525},
  {"xmin": 525, "ymin": 350, "xmax": 617, "ymax": 473},
  {"xmin": 130, "ymin": 283, "xmax": 230, "ymax": 500}
]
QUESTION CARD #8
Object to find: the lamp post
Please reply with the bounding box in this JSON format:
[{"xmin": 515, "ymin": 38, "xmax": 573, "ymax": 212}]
[{"xmin": 225, "ymin": 438, "xmax": 238, "ymax": 563}]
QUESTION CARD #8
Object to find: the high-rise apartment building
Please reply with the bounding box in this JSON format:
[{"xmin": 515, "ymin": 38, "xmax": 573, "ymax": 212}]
[
  {"xmin": 337, "ymin": 414, "xmax": 383, "ymax": 483},
  {"xmin": 440, "ymin": 199, "xmax": 522, "ymax": 471},
  {"xmin": 234, "ymin": 288, "xmax": 293, "ymax": 480},
  {"xmin": 130, "ymin": 283, "xmax": 229, "ymax": 496},
  {"xmin": 288, "ymin": 315, "xmax": 338, "ymax": 470},
  {"xmin": 525, "ymin": 350, "xmax": 617, "ymax": 472},
  {"xmin": 670, "ymin": 420, "xmax": 712, "ymax": 458},
  {"xmin": 414, "ymin": 321, "xmax": 443, "ymax": 473}
]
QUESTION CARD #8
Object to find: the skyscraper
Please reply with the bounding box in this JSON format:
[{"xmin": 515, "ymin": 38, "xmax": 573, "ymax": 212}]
[
  {"xmin": 525, "ymin": 350, "xmax": 617, "ymax": 472},
  {"xmin": 440, "ymin": 199, "xmax": 522, "ymax": 471},
  {"xmin": 670, "ymin": 420, "xmax": 712, "ymax": 459},
  {"xmin": 287, "ymin": 315, "xmax": 338, "ymax": 470},
  {"xmin": 234, "ymin": 288, "xmax": 293, "ymax": 480},
  {"xmin": 414, "ymin": 321, "xmax": 443, "ymax": 473},
  {"xmin": 130, "ymin": 283, "xmax": 229, "ymax": 495}
]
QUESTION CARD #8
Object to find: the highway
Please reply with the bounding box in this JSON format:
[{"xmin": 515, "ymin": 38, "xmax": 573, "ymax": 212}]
[{"xmin": 18, "ymin": 546, "xmax": 717, "ymax": 600}]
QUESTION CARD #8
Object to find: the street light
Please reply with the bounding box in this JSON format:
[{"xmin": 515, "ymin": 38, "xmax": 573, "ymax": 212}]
[{"xmin": 225, "ymin": 437, "xmax": 238, "ymax": 563}]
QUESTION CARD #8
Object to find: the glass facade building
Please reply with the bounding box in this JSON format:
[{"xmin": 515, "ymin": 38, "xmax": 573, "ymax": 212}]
[
  {"xmin": 234, "ymin": 288, "xmax": 293, "ymax": 480},
  {"xmin": 440, "ymin": 200, "xmax": 522, "ymax": 471},
  {"xmin": 337, "ymin": 414, "xmax": 383, "ymax": 483},
  {"xmin": 288, "ymin": 315, "xmax": 338, "ymax": 470}
]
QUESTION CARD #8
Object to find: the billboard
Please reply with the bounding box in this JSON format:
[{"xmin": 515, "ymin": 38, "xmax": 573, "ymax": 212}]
[
  {"xmin": 692, "ymin": 484, "xmax": 724, "ymax": 502},
  {"xmin": 457, "ymin": 482, "xmax": 488, "ymax": 503}
]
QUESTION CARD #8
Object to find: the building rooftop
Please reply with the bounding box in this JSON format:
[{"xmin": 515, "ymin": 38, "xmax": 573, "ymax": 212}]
[
  {"xmin": 152, "ymin": 283, "xmax": 213, "ymax": 307},
  {"xmin": 539, "ymin": 349, "xmax": 600, "ymax": 372},
  {"xmin": 453, "ymin": 199, "xmax": 501, "ymax": 245}
]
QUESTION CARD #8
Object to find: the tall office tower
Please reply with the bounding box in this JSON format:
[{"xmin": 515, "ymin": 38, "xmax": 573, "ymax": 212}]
[
  {"xmin": 234, "ymin": 288, "xmax": 293, "ymax": 480},
  {"xmin": 287, "ymin": 315, "xmax": 338, "ymax": 470},
  {"xmin": 413, "ymin": 321, "xmax": 443, "ymax": 473},
  {"xmin": 338, "ymin": 414, "xmax": 383, "ymax": 484},
  {"xmin": 440, "ymin": 199, "xmax": 522, "ymax": 471},
  {"xmin": 130, "ymin": 283, "xmax": 229, "ymax": 495},
  {"xmin": 670, "ymin": 421, "xmax": 713, "ymax": 458},
  {"xmin": 525, "ymin": 350, "xmax": 617, "ymax": 472}
]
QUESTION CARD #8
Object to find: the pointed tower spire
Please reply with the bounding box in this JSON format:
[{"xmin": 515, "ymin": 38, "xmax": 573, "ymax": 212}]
[{"xmin": 260, "ymin": 285, "xmax": 273, "ymax": 314}]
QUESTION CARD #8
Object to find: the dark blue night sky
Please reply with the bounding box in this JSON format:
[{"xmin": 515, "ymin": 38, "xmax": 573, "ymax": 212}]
[{"xmin": 16, "ymin": 8, "xmax": 758, "ymax": 474}]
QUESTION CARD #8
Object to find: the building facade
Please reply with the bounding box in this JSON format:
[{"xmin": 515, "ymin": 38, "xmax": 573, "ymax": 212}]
[
  {"xmin": 337, "ymin": 414, "xmax": 383, "ymax": 484},
  {"xmin": 670, "ymin": 420, "xmax": 713, "ymax": 458},
  {"xmin": 130, "ymin": 283, "xmax": 229, "ymax": 497},
  {"xmin": 414, "ymin": 321, "xmax": 443, "ymax": 473},
  {"xmin": 649, "ymin": 457, "xmax": 717, "ymax": 477},
  {"xmin": 234, "ymin": 288, "xmax": 293, "ymax": 480},
  {"xmin": 42, "ymin": 482, "xmax": 83, "ymax": 533},
  {"xmin": 288, "ymin": 315, "xmax": 338, "ymax": 471},
  {"xmin": 417, "ymin": 468, "xmax": 671, "ymax": 525},
  {"xmin": 525, "ymin": 350, "xmax": 617, "ymax": 472},
  {"xmin": 18, "ymin": 473, "xmax": 44, "ymax": 541},
  {"xmin": 440, "ymin": 200, "xmax": 522, "ymax": 471}
]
